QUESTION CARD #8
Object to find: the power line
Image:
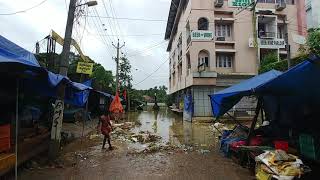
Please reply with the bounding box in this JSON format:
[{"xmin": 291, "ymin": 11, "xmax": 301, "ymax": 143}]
[
  {"xmin": 88, "ymin": 9, "xmax": 114, "ymax": 56},
  {"xmin": 126, "ymin": 41, "xmax": 167, "ymax": 58},
  {"xmin": 109, "ymin": 0, "xmax": 124, "ymax": 41},
  {"xmin": 133, "ymin": 58, "xmax": 169, "ymax": 86},
  {"xmin": 0, "ymin": 0, "xmax": 49, "ymax": 15},
  {"xmin": 89, "ymin": 33, "xmax": 164, "ymax": 37},
  {"xmin": 101, "ymin": 0, "xmax": 118, "ymax": 42},
  {"xmin": 84, "ymin": 15, "xmax": 167, "ymax": 22}
]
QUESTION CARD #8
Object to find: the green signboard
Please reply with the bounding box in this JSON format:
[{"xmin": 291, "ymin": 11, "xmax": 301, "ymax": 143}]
[
  {"xmin": 191, "ymin": 31, "xmax": 213, "ymax": 41},
  {"xmin": 229, "ymin": 0, "xmax": 253, "ymax": 7}
]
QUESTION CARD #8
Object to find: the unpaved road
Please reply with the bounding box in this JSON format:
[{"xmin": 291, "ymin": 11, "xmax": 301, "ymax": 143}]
[
  {"xmin": 19, "ymin": 111, "xmax": 253, "ymax": 180},
  {"xmin": 20, "ymin": 139, "xmax": 252, "ymax": 180}
]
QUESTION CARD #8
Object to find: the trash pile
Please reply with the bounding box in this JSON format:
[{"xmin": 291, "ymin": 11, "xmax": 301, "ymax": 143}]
[
  {"xmin": 130, "ymin": 131, "xmax": 161, "ymax": 143},
  {"xmin": 255, "ymin": 150, "xmax": 309, "ymax": 180},
  {"xmin": 211, "ymin": 122, "xmax": 230, "ymax": 133}
]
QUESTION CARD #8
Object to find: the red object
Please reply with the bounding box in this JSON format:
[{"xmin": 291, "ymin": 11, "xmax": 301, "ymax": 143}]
[
  {"xmin": 230, "ymin": 141, "xmax": 246, "ymax": 151},
  {"xmin": 250, "ymin": 136, "xmax": 263, "ymax": 146},
  {"xmin": 0, "ymin": 124, "xmax": 11, "ymax": 153},
  {"xmin": 99, "ymin": 115, "xmax": 112, "ymax": 135},
  {"xmin": 109, "ymin": 91, "xmax": 124, "ymax": 113},
  {"xmin": 274, "ymin": 140, "xmax": 289, "ymax": 152},
  {"xmin": 123, "ymin": 90, "xmax": 127, "ymax": 101}
]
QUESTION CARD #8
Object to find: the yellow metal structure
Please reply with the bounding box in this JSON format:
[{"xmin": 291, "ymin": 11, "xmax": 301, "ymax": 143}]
[{"xmin": 51, "ymin": 30, "xmax": 91, "ymax": 63}]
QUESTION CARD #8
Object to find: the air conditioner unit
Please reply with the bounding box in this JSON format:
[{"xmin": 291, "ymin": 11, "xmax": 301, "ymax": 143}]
[
  {"xmin": 276, "ymin": 0, "xmax": 286, "ymax": 11},
  {"xmin": 216, "ymin": 36, "xmax": 225, "ymax": 41},
  {"xmin": 215, "ymin": 0, "xmax": 223, "ymax": 8}
]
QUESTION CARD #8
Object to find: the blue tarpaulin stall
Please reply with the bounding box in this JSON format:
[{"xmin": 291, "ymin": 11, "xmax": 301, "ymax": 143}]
[
  {"xmin": 209, "ymin": 70, "xmax": 282, "ymax": 118},
  {"xmin": 0, "ymin": 35, "xmax": 113, "ymax": 178},
  {"xmin": 210, "ymin": 55, "xmax": 320, "ymax": 159},
  {"xmin": 209, "ymin": 55, "xmax": 320, "ymax": 118},
  {"xmin": 0, "ymin": 35, "xmax": 95, "ymax": 107}
]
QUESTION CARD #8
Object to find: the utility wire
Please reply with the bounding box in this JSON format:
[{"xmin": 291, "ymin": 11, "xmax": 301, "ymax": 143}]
[
  {"xmin": 0, "ymin": 0, "xmax": 49, "ymax": 15},
  {"xmin": 133, "ymin": 58, "xmax": 169, "ymax": 86},
  {"xmin": 84, "ymin": 15, "xmax": 167, "ymax": 22},
  {"xmin": 101, "ymin": 0, "xmax": 118, "ymax": 42},
  {"xmin": 109, "ymin": 0, "xmax": 124, "ymax": 41},
  {"xmin": 91, "ymin": 8, "xmax": 114, "ymax": 50},
  {"xmin": 89, "ymin": 33, "xmax": 164, "ymax": 37},
  {"xmin": 88, "ymin": 9, "xmax": 113, "ymax": 56}
]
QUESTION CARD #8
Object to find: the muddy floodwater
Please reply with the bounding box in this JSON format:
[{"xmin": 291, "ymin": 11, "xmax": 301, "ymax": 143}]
[{"xmin": 19, "ymin": 109, "xmax": 252, "ymax": 180}]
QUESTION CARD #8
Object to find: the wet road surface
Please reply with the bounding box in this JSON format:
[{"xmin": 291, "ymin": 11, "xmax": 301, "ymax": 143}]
[{"xmin": 19, "ymin": 110, "xmax": 253, "ymax": 180}]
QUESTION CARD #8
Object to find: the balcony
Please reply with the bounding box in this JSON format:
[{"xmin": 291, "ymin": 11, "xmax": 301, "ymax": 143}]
[
  {"xmin": 258, "ymin": 31, "xmax": 276, "ymax": 39},
  {"xmin": 257, "ymin": 15, "xmax": 277, "ymax": 39}
]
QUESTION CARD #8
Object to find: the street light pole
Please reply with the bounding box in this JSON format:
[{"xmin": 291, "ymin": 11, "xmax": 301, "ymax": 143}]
[{"xmin": 49, "ymin": 0, "xmax": 97, "ymax": 159}]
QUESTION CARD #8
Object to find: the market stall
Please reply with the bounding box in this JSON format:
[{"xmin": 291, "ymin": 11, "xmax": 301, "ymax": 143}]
[
  {"xmin": 209, "ymin": 55, "xmax": 320, "ymax": 179},
  {"xmin": 0, "ymin": 35, "xmax": 103, "ymax": 177}
]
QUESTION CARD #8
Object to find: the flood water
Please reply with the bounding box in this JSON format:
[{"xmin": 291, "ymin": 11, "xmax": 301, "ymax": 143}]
[
  {"xmin": 19, "ymin": 109, "xmax": 253, "ymax": 180},
  {"xmin": 125, "ymin": 109, "xmax": 216, "ymax": 150}
]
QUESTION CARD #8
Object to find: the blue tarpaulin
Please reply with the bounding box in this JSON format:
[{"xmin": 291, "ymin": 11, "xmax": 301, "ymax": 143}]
[
  {"xmin": 0, "ymin": 35, "xmax": 113, "ymax": 107},
  {"xmin": 183, "ymin": 94, "xmax": 193, "ymax": 121},
  {"xmin": 209, "ymin": 70, "xmax": 283, "ymax": 118},
  {"xmin": 210, "ymin": 55, "xmax": 320, "ymax": 118},
  {"xmin": 0, "ymin": 35, "xmax": 40, "ymax": 67},
  {"xmin": 254, "ymin": 55, "xmax": 320, "ymax": 99}
]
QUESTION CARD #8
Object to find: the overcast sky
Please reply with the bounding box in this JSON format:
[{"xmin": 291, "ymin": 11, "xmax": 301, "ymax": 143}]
[{"xmin": 0, "ymin": 0, "xmax": 171, "ymax": 90}]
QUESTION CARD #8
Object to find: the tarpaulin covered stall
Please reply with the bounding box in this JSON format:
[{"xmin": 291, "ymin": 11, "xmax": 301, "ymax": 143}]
[
  {"xmin": 210, "ymin": 55, "xmax": 320, "ymax": 119},
  {"xmin": 0, "ymin": 35, "xmax": 96, "ymax": 177},
  {"xmin": 209, "ymin": 70, "xmax": 283, "ymax": 118},
  {"xmin": 209, "ymin": 55, "xmax": 320, "ymax": 170}
]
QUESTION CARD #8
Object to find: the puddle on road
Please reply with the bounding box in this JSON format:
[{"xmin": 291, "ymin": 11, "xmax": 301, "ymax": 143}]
[{"xmin": 124, "ymin": 109, "xmax": 216, "ymax": 151}]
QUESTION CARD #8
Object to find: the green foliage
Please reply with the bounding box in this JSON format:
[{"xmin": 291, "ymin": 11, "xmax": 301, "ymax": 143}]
[
  {"xmin": 261, "ymin": 52, "xmax": 278, "ymax": 67},
  {"xmin": 90, "ymin": 63, "xmax": 115, "ymax": 93},
  {"xmin": 307, "ymin": 28, "xmax": 320, "ymax": 55},
  {"xmin": 259, "ymin": 54, "xmax": 308, "ymax": 73},
  {"xmin": 130, "ymin": 85, "xmax": 168, "ymax": 103},
  {"xmin": 35, "ymin": 53, "xmax": 60, "ymax": 73},
  {"xmin": 119, "ymin": 57, "xmax": 133, "ymax": 90}
]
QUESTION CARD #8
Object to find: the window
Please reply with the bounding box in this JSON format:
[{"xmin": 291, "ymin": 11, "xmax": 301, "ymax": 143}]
[
  {"xmin": 198, "ymin": 18, "xmax": 209, "ymax": 30},
  {"xmin": 198, "ymin": 50, "xmax": 209, "ymax": 68},
  {"xmin": 215, "ymin": 24, "xmax": 232, "ymax": 37},
  {"xmin": 216, "ymin": 54, "xmax": 233, "ymax": 68}
]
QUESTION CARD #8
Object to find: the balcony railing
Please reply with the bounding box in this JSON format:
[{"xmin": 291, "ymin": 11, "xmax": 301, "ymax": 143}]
[{"xmin": 258, "ymin": 31, "xmax": 276, "ymax": 39}]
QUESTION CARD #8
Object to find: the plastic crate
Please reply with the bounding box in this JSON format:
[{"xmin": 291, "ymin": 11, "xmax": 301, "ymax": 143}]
[
  {"xmin": 274, "ymin": 140, "xmax": 289, "ymax": 152},
  {"xmin": 0, "ymin": 124, "xmax": 10, "ymax": 153},
  {"xmin": 299, "ymin": 134, "xmax": 320, "ymax": 160}
]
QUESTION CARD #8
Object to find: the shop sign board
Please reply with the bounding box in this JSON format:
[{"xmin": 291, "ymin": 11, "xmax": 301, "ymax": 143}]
[
  {"xmin": 76, "ymin": 62, "xmax": 94, "ymax": 75},
  {"xmin": 229, "ymin": 0, "xmax": 253, "ymax": 7},
  {"xmin": 191, "ymin": 30, "xmax": 213, "ymax": 41},
  {"xmin": 249, "ymin": 38, "xmax": 286, "ymax": 49}
]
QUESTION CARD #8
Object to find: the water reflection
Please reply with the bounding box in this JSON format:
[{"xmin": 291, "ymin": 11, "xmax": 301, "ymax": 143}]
[{"xmin": 127, "ymin": 109, "xmax": 214, "ymax": 148}]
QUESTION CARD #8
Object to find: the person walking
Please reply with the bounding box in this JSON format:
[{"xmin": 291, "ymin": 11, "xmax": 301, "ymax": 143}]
[{"xmin": 97, "ymin": 111, "xmax": 113, "ymax": 150}]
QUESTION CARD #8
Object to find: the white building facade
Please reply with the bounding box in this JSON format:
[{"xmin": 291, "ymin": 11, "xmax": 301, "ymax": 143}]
[
  {"xmin": 306, "ymin": 0, "xmax": 320, "ymax": 29},
  {"xmin": 164, "ymin": 0, "xmax": 307, "ymax": 121}
]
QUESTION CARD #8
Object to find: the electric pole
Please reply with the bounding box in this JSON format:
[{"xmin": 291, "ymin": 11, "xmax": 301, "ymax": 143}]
[
  {"xmin": 112, "ymin": 39, "xmax": 125, "ymax": 92},
  {"xmin": 284, "ymin": 17, "xmax": 291, "ymax": 69},
  {"xmin": 49, "ymin": 0, "xmax": 77, "ymax": 159},
  {"xmin": 49, "ymin": 0, "xmax": 97, "ymax": 159}
]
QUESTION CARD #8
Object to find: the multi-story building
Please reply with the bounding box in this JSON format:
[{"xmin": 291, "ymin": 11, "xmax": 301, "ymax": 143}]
[
  {"xmin": 165, "ymin": 0, "xmax": 307, "ymax": 121},
  {"xmin": 305, "ymin": 0, "xmax": 320, "ymax": 29}
]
